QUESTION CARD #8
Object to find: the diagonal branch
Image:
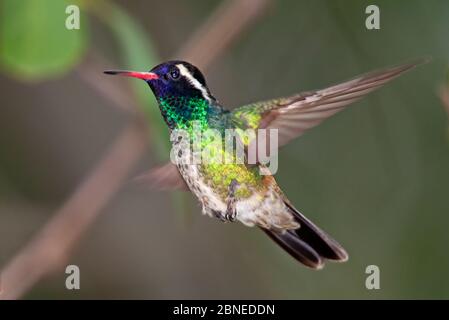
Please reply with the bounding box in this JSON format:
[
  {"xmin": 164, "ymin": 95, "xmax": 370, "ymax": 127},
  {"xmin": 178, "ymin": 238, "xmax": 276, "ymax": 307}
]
[
  {"xmin": 75, "ymin": 52, "xmax": 140, "ymax": 114},
  {"xmin": 439, "ymin": 85, "xmax": 449, "ymax": 117},
  {"xmin": 0, "ymin": 121, "xmax": 148, "ymax": 299},
  {"xmin": 176, "ymin": 0, "xmax": 271, "ymax": 69}
]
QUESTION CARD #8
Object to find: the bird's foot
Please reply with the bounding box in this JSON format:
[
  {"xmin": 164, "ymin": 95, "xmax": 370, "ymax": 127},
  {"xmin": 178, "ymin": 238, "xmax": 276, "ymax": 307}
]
[{"xmin": 224, "ymin": 179, "xmax": 238, "ymax": 222}]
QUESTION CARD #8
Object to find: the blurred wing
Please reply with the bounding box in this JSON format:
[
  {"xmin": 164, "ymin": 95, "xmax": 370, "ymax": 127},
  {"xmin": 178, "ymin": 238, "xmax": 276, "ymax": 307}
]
[
  {"xmin": 134, "ymin": 162, "xmax": 189, "ymax": 191},
  {"xmin": 233, "ymin": 60, "xmax": 426, "ymax": 147}
]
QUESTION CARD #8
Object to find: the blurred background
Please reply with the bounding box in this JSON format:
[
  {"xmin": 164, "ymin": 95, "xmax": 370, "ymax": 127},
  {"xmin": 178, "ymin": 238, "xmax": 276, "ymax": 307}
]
[{"xmin": 0, "ymin": 0, "xmax": 449, "ymax": 299}]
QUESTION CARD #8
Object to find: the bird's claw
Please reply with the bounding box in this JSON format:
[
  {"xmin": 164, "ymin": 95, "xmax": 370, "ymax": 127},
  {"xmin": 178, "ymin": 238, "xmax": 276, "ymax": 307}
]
[
  {"xmin": 212, "ymin": 209, "xmax": 227, "ymax": 222},
  {"xmin": 224, "ymin": 179, "xmax": 238, "ymax": 222},
  {"xmin": 225, "ymin": 212, "xmax": 236, "ymax": 222}
]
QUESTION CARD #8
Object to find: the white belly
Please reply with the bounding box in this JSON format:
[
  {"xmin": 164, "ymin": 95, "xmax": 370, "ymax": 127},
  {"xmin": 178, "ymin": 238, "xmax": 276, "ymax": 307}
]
[{"xmin": 172, "ymin": 140, "xmax": 298, "ymax": 230}]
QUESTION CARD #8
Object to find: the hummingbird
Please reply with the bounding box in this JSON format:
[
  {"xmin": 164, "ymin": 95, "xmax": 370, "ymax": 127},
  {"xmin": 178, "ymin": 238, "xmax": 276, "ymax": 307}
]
[{"xmin": 105, "ymin": 59, "xmax": 424, "ymax": 269}]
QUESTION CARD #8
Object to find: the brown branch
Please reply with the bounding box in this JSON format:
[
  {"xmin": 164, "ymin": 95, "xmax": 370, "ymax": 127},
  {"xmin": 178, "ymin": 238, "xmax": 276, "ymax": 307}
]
[
  {"xmin": 176, "ymin": 0, "xmax": 271, "ymax": 69},
  {"xmin": 75, "ymin": 52, "xmax": 139, "ymax": 114},
  {"xmin": 0, "ymin": 0, "xmax": 270, "ymax": 300},
  {"xmin": 0, "ymin": 121, "xmax": 148, "ymax": 299},
  {"xmin": 439, "ymin": 85, "xmax": 449, "ymax": 117}
]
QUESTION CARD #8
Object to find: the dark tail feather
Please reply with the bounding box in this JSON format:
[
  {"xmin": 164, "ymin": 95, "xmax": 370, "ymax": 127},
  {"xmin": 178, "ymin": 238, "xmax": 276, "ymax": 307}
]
[
  {"xmin": 262, "ymin": 228, "xmax": 324, "ymax": 269},
  {"xmin": 262, "ymin": 202, "xmax": 348, "ymax": 269}
]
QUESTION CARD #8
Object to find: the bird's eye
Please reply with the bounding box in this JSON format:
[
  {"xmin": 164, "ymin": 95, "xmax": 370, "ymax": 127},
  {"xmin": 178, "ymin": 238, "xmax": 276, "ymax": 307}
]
[{"xmin": 169, "ymin": 68, "xmax": 180, "ymax": 80}]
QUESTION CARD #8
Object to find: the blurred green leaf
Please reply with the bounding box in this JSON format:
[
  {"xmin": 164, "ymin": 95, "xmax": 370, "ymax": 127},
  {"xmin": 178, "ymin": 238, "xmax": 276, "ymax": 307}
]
[
  {"xmin": 104, "ymin": 3, "xmax": 169, "ymax": 158},
  {"xmin": 0, "ymin": 0, "xmax": 87, "ymax": 80}
]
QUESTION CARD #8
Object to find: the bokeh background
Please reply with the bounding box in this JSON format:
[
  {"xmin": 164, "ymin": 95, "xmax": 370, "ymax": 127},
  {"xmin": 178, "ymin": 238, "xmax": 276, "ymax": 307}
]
[{"xmin": 1, "ymin": 0, "xmax": 449, "ymax": 299}]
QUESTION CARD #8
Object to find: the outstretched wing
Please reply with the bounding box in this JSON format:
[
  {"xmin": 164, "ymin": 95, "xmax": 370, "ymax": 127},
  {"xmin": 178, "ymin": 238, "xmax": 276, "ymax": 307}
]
[
  {"xmin": 232, "ymin": 59, "xmax": 426, "ymax": 147},
  {"xmin": 143, "ymin": 60, "xmax": 427, "ymax": 191}
]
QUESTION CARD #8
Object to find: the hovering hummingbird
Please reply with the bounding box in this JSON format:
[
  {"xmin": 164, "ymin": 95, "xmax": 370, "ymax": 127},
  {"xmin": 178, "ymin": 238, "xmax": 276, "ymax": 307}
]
[{"xmin": 105, "ymin": 59, "xmax": 424, "ymax": 269}]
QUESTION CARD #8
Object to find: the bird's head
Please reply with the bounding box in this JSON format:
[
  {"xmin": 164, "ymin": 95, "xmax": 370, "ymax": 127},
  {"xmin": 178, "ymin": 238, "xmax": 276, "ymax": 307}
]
[{"xmin": 105, "ymin": 60, "xmax": 214, "ymax": 102}]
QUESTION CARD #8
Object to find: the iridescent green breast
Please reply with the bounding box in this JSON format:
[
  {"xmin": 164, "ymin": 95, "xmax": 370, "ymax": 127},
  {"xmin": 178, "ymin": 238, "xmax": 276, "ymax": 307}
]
[{"xmin": 159, "ymin": 96, "xmax": 209, "ymax": 130}]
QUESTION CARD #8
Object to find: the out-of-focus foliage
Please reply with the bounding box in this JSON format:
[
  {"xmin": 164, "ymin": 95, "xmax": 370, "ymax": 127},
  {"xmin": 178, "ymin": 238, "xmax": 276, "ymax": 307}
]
[
  {"xmin": 0, "ymin": 0, "xmax": 86, "ymax": 80},
  {"xmin": 0, "ymin": 0, "xmax": 168, "ymax": 153}
]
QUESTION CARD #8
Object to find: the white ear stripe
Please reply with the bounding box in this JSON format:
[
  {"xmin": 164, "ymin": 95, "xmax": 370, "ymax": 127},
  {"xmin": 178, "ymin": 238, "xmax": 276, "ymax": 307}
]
[{"xmin": 176, "ymin": 64, "xmax": 211, "ymax": 101}]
